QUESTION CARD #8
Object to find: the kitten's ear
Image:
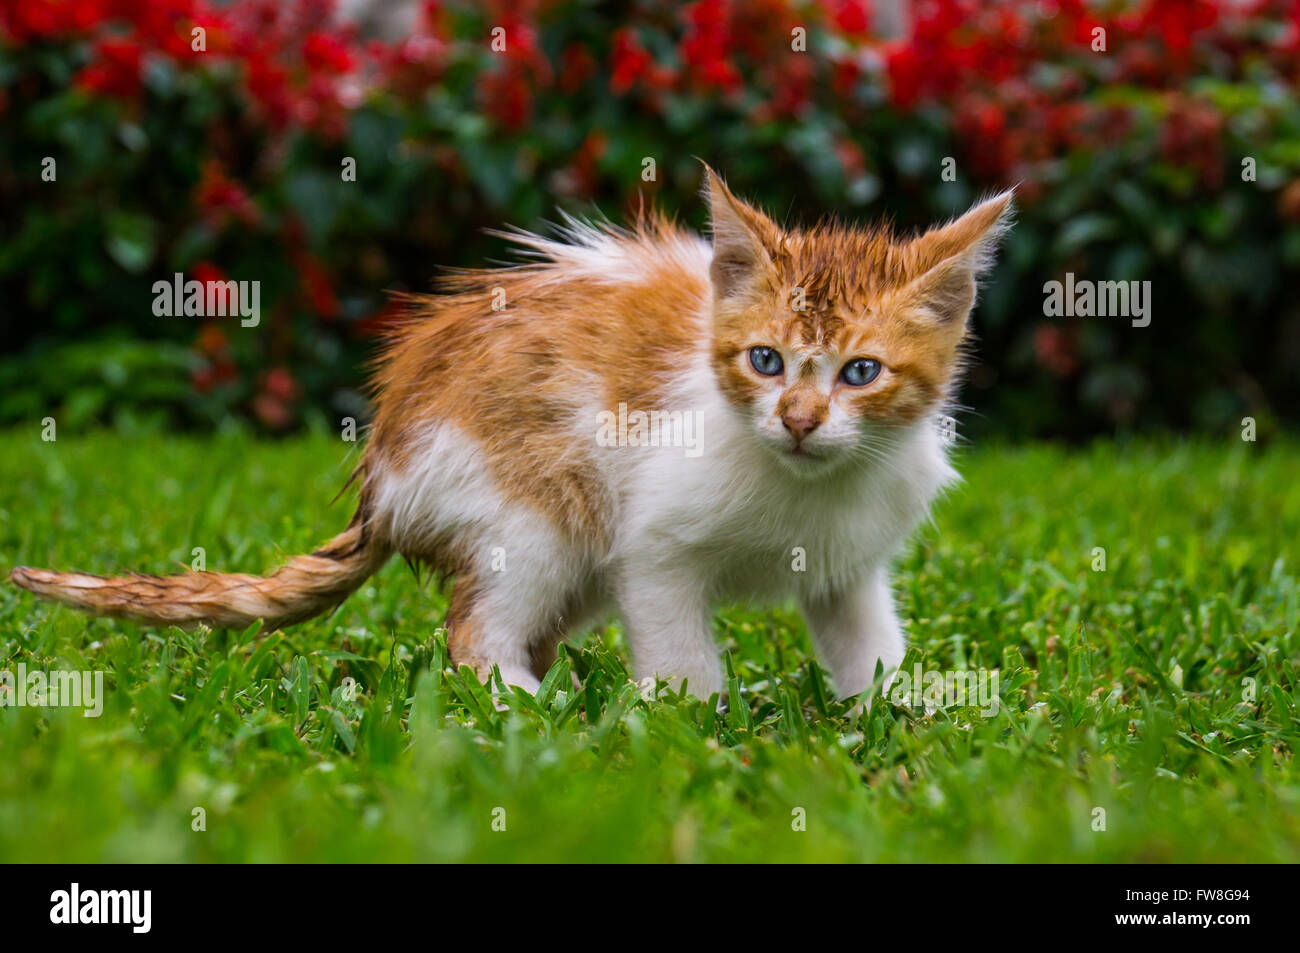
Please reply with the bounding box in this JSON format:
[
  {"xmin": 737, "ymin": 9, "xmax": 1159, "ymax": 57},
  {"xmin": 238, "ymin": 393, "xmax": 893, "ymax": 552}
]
[
  {"xmin": 897, "ymin": 190, "xmax": 1014, "ymax": 326},
  {"xmin": 701, "ymin": 163, "xmax": 777, "ymax": 301}
]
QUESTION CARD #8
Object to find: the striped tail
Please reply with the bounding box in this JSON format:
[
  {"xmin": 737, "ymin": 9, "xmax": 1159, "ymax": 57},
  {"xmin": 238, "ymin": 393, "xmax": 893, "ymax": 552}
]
[{"xmin": 9, "ymin": 520, "xmax": 391, "ymax": 631}]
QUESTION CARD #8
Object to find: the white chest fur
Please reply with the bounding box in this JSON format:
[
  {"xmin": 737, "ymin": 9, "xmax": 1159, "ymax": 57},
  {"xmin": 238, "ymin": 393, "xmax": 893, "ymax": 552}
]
[{"xmin": 609, "ymin": 359, "xmax": 957, "ymax": 606}]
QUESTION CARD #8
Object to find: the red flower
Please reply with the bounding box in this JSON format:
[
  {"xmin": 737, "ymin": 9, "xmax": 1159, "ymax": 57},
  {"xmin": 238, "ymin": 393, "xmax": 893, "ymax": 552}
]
[
  {"xmin": 2, "ymin": 0, "xmax": 106, "ymax": 42},
  {"xmin": 242, "ymin": 48, "xmax": 293, "ymax": 129},
  {"xmin": 263, "ymin": 366, "xmax": 299, "ymax": 402},
  {"xmin": 1159, "ymin": 94, "xmax": 1224, "ymax": 187},
  {"xmin": 831, "ymin": 58, "xmax": 862, "ymax": 98},
  {"xmin": 884, "ymin": 42, "xmax": 924, "ymax": 108},
  {"xmin": 194, "ymin": 160, "xmax": 260, "ymax": 228},
  {"xmin": 303, "ymin": 31, "xmax": 355, "ymax": 73},
  {"xmin": 191, "ymin": 260, "xmax": 226, "ymax": 289},
  {"xmin": 681, "ymin": 0, "xmax": 742, "ymax": 93},
  {"xmin": 479, "ymin": 66, "xmax": 532, "ymax": 130},
  {"xmin": 1139, "ymin": 0, "xmax": 1218, "ymax": 54},
  {"xmin": 293, "ymin": 250, "xmax": 339, "ymax": 318},
  {"xmin": 610, "ymin": 28, "xmax": 653, "ymax": 94},
  {"xmin": 768, "ymin": 54, "xmax": 814, "ymax": 118},
  {"xmin": 560, "ymin": 43, "xmax": 598, "ymax": 94},
  {"xmin": 382, "ymin": 34, "xmax": 446, "ymax": 99},
  {"xmin": 828, "ymin": 0, "xmax": 871, "ymax": 36},
  {"xmin": 75, "ymin": 36, "xmax": 144, "ymax": 99}
]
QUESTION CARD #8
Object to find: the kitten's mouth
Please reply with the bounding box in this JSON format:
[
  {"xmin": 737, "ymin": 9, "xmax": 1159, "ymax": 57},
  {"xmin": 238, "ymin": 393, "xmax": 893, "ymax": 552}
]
[{"xmin": 788, "ymin": 444, "xmax": 821, "ymax": 460}]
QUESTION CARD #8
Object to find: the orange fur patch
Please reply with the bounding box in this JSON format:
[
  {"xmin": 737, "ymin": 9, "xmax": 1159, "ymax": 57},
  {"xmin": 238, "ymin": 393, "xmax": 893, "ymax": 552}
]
[{"xmin": 364, "ymin": 211, "xmax": 712, "ymax": 558}]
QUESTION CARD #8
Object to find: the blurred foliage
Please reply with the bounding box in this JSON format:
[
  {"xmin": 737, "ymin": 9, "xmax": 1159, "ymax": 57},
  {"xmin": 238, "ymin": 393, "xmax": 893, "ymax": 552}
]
[{"xmin": 2, "ymin": 0, "xmax": 1299, "ymax": 438}]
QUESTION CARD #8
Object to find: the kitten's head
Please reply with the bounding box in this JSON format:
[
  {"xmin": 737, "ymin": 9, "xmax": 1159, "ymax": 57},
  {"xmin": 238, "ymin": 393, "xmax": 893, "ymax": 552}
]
[{"xmin": 703, "ymin": 165, "xmax": 1012, "ymax": 476}]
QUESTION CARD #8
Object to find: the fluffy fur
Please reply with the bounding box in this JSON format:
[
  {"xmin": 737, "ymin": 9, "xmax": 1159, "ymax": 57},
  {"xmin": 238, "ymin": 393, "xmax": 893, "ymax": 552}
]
[{"xmin": 11, "ymin": 166, "xmax": 1012, "ymax": 700}]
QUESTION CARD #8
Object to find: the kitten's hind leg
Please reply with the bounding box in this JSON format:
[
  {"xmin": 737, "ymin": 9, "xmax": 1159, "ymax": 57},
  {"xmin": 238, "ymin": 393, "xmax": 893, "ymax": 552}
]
[
  {"xmin": 444, "ymin": 575, "xmax": 543, "ymax": 694},
  {"xmin": 801, "ymin": 566, "xmax": 905, "ymax": 701},
  {"xmin": 525, "ymin": 580, "xmax": 609, "ymax": 682}
]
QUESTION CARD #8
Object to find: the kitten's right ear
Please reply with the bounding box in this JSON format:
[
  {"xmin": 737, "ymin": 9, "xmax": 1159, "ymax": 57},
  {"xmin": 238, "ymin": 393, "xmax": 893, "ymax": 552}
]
[{"xmin": 701, "ymin": 163, "xmax": 777, "ymax": 301}]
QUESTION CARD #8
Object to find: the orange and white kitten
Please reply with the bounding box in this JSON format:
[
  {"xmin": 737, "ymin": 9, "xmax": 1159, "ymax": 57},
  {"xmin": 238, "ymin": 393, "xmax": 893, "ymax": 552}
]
[{"xmin": 11, "ymin": 167, "xmax": 1011, "ymax": 701}]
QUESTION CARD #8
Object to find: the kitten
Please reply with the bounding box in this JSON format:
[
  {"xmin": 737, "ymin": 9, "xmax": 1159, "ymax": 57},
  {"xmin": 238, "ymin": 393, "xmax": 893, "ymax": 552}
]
[{"xmin": 11, "ymin": 166, "xmax": 1011, "ymax": 701}]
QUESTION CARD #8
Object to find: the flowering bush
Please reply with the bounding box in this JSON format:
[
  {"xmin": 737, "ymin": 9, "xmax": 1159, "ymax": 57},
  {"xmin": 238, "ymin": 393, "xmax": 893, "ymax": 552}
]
[{"xmin": 2, "ymin": 0, "xmax": 1299, "ymax": 437}]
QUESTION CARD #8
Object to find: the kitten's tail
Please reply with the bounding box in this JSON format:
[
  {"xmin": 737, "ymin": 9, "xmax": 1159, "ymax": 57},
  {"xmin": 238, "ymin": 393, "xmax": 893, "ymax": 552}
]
[{"xmin": 9, "ymin": 518, "xmax": 392, "ymax": 631}]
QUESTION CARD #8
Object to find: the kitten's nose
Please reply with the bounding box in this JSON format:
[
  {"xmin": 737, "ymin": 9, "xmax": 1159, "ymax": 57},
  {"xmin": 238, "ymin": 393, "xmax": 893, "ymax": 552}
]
[{"xmin": 782, "ymin": 413, "xmax": 820, "ymax": 442}]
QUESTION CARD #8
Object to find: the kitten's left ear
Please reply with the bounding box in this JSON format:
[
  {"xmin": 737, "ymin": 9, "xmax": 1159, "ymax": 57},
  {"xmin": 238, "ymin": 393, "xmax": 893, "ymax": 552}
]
[{"xmin": 897, "ymin": 190, "xmax": 1015, "ymax": 326}]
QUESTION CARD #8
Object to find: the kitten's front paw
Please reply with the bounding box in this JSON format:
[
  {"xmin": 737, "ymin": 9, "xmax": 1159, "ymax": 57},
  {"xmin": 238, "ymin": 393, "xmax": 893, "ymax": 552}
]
[
  {"xmin": 641, "ymin": 671, "xmax": 722, "ymax": 706},
  {"xmin": 486, "ymin": 664, "xmax": 542, "ymax": 710}
]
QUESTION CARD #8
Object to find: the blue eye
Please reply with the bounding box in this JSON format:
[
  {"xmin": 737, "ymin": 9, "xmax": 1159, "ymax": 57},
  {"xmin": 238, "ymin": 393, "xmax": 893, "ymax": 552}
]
[
  {"xmin": 748, "ymin": 346, "xmax": 784, "ymax": 376},
  {"xmin": 840, "ymin": 358, "xmax": 882, "ymax": 387}
]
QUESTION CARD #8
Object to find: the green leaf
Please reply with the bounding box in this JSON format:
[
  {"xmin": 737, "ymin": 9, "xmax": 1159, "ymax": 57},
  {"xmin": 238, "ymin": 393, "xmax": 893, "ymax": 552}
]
[{"xmin": 104, "ymin": 212, "xmax": 157, "ymax": 273}]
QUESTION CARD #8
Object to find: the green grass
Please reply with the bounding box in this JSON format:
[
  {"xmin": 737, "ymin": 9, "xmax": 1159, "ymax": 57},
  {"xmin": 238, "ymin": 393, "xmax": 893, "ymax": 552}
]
[{"xmin": 1, "ymin": 428, "xmax": 1298, "ymax": 862}]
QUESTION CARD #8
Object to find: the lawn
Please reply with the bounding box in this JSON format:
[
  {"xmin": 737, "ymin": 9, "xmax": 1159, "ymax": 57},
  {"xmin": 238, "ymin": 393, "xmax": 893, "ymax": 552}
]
[{"xmin": 1, "ymin": 428, "xmax": 1297, "ymax": 863}]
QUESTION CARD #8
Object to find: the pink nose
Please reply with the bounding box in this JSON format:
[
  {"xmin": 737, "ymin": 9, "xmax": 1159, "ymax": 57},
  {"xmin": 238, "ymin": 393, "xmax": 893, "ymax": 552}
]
[{"xmin": 782, "ymin": 413, "xmax": 819, "ymax": 442}]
